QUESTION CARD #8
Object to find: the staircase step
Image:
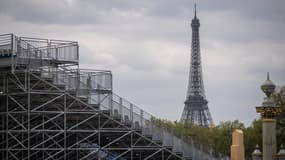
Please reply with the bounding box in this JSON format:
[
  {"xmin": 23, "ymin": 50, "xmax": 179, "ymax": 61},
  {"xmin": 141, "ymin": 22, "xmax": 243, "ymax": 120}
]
[
  {"xmin": 153, "ymin": 140, "xmax": 162, "ymax": 145},
  {"xmin": 144, "ymin": 134, "xmax": 152, "ymax": 139},
  {"xmin": 175, "ymin": 152, "xmax": 183, "ymax": 157},
  {"xmin": 102, "ymin": 110, "xmax": 111, "ymax": 115},
  {"xmin": 184, "ymin": 157, "xmax": 193, "ymax": 160},
  {"xmin": 164, "ymin": 146, "xmax": 173, "ymax": 151}
]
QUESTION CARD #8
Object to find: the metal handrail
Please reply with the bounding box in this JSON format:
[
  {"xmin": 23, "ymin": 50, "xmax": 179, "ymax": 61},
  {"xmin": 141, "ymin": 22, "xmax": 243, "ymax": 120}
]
[
  {"xmin": 10, "ymin": 34, "xmax": 226, "ymax": 159},
  {"xmin": 63, "ymin": 69, "xmax": 223, "ymax": 159},
  {"xmin": 0, "ymin": 34, "xmax": 79, "ymax": 69},
  {"xmin": 18, "ymin": 39, "xmax": 78, "ymax": 62}
]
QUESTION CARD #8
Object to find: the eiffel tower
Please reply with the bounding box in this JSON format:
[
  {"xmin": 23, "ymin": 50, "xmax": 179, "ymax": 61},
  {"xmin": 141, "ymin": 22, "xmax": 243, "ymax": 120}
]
[{"xmin": 180, "ymin": 4, "xmax": 214, "ymax": 127}]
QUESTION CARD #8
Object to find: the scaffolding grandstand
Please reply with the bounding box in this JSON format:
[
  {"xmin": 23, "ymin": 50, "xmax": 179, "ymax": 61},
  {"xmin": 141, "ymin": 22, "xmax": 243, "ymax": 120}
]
[{"xmin": 0, "ymin": 33, "xmax": 224, "ymax": 160}]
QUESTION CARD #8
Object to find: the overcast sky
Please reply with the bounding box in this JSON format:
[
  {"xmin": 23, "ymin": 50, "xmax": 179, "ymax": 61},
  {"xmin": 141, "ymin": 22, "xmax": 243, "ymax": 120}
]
[{"xmin": 1, "ymin": 0, "xmax": 285, "ymax": 126}]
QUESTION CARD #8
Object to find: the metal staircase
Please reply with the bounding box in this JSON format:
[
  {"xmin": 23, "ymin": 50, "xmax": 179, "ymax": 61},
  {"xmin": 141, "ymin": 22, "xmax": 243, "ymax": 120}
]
[{"xmin": 0, "ymin": 33, "xmax": 226, "ymax": 160}]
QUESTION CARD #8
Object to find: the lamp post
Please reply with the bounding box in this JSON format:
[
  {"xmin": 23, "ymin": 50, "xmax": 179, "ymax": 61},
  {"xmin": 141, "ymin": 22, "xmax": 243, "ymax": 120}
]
[
  {"xmin": 255, "ymin": 73, "xmax": 282, "ymax": 160},
  {"xmin": 252, "ymin": 145, "xmax": 262, "ymax": 160},
  {"xmin": 277, "ymin": 144, "xmax": 285, "ymax": 160}
]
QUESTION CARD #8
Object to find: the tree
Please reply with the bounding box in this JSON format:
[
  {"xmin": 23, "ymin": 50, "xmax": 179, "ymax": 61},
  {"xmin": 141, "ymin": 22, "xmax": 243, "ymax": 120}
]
[
  {"xmin": 244, "ymin": 119, "xmax": 262, "ymax": 159},
  {"xmin": 272, "ymin": 86, "xmax": 285, "ymax": 148},
  {"xmin": 150, "ymin": 86, "xmax": 285, "ymax": 158}
]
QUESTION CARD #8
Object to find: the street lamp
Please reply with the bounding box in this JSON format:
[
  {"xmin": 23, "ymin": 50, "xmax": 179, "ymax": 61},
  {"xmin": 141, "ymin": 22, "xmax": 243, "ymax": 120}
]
[
  {"xmin": 255, "ymin": 73, "xmax": 282, "ymax": 160},
  {"xmin": 252, "ymin": 144, "xmax": 262, "ymax": 160},
  {"xmin": 277, "ymin": 144, "xmax": 285, "ymax": 160}
]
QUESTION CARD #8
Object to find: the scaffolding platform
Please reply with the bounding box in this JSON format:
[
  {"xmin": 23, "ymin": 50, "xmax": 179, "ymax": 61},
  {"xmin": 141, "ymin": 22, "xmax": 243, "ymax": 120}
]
[
  {"xmin": 0, "ymin": 34, "xmax": 78, "ymax": 69},
  {"xmin": 0, "ymin": 33, "xmax": 223, "ymax": 160}
]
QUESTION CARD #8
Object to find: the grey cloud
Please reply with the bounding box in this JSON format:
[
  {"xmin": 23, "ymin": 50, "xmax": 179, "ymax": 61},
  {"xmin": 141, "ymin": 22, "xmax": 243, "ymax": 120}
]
[
  {"xmin": 199, "ymin": 0, "xmax": 285, "ymax": 22},
  {"xmin": 0, "ymin": 0, "xmax": 152, "ymax": 25},
  {"xmin": 2, "ymin": 0, "xmax": 284, "ymax": 44},
  {"xmin": 0, "ymin": 0, "xmax": 284, "ymax": 126},
  {"xmin": 1, "ymin": 0, "xmax": 284, "ymax": 25}
]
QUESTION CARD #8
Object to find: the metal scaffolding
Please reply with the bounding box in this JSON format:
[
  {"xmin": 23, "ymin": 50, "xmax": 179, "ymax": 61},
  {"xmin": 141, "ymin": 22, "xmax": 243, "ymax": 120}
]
[{"xmin": 0, "ymin": 33, "xmax": 222, "ymax": 160}]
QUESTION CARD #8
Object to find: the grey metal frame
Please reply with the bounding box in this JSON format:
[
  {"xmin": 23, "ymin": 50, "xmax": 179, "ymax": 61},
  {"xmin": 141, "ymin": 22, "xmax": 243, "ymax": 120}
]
[{"xmin": 0, "ymin": 33, "xmax": 223, "ymax": 160}]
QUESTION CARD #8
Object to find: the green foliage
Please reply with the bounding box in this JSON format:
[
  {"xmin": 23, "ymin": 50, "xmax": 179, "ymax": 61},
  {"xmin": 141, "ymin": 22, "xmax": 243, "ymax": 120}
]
[
  {"xmin": 152, "ymin": 86, "xmax": 285, "ymax": 159},
  {"xmin": 153, "ymin": 116, "xmax": 280, "ymax": 159},
  {"xmin": 244, "ymin": 119, "xmax": 262, "ymax": 159},
  {"xmin": 273, "ymin": 86, "xmax": 285, "ymax": 148},
  {"xmin": 152, "ymin": 119, "xmax": 245, "ymax": 157},
  {"xmin": 211, "ymin": 120, "xmax": 245, "ymax": 156}
]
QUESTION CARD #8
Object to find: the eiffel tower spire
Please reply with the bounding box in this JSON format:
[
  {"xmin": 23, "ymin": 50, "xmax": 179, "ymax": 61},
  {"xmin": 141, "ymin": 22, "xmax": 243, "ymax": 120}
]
[
  {"xmin": 194, "ymin": 2, "xmax": 197, "ymax": 19},
  {"xmin": 180, "ymin": 4, "xmax": 214, "ymax": 127}
]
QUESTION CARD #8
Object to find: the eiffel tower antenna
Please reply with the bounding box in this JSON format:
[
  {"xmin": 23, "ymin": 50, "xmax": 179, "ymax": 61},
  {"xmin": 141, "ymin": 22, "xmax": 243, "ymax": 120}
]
[{"xmin": 194, "ymin": 2, "xmax": 197, "ymax": 18}]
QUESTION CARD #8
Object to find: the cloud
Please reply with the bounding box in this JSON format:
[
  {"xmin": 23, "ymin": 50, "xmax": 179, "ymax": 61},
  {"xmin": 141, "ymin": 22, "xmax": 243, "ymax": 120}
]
[{"xmin": 0, "ymin": 0, "xmax": 284, "ymax": 126}]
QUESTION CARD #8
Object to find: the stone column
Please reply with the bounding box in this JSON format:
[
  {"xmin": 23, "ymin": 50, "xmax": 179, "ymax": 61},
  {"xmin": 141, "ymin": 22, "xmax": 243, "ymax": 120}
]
[
  {"xmin": 262, "ymin": 119, "xmax": 276, "ymax": 160},
  {"xmin": 231, "ymin": 129, "xmax": 244, "ymax": 160}
]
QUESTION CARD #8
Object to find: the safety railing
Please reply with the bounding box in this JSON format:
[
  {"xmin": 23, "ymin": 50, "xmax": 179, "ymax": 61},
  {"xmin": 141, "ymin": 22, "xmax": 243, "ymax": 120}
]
[
  {"xmin": 29, "ymin": 58, "xmax": 227, "ymax": 160},
  {"xmin": 0, "ymin": 33, "xmax": 15, "ymax": 66},
  {"xmin": 18, "ymin": 37, "xmax": 79, "ymax": 63},
  {"xmin": 89, "ymin": 81, "xmax": 228, "ymax": 159},
  {"xmin": 43, "ymin": 68, "xmax": 113, "ymax": 111},
  {"xmin": 28, "ymin": 64, "xmax": 228, "ymax": 160},
  {"xmin": 109, "ymin": 93, "xmax": 218, "ymax": 159},
  {"xmin": 15, "ymin": 33, "xmax": 228, "ymax": 159},
  {"xmin": 0, "ymin": 34, "xmax": 79, "ymax": 69},
  {"xmin": 51, "ymin": 68, "xmax": 222, "ymax": 159},
  {"xmin": 0, "ymin": 34, "xmax": 13, "ymax": 54},
  {"xmin": 50, "ymin": 68, "xmax": 112, "ymax": 91}
]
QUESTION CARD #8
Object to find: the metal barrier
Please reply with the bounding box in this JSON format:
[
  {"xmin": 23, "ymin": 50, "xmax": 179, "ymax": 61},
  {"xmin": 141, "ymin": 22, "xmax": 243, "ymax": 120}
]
[
  {"xmin": 0, "ymin": 34, "xmax": 13, "ymax": 57},
  {"xmin": 73, "ymin": 71, "xmax": 227, "ymax": 159},
  {"xmin": 3, "ymin": 33, "xmax": 229, "ymax": 159},
  {"xmin": 0, "ymin": 33, "xmax": 79, "ymax": 68},
  {"xmin": 19, "ymin": 36, "xmax": 79, "ymax": 63}
]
